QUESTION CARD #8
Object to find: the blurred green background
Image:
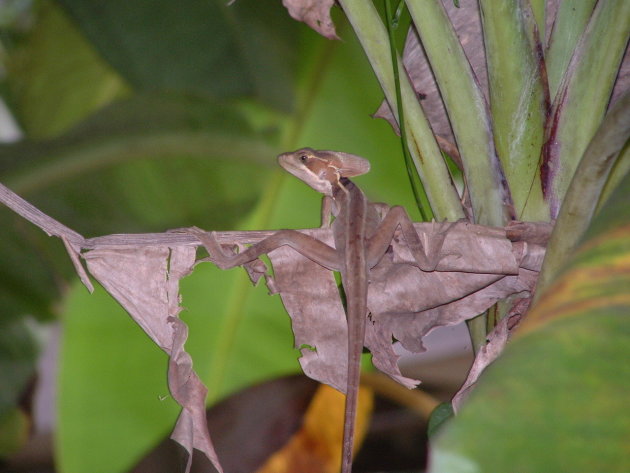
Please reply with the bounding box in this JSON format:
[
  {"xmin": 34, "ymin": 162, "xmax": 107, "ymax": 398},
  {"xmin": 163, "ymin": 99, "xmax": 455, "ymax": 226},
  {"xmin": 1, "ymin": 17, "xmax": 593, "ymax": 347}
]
[
  {"xmin": 0, "ymin": 1, "xmax": 420, "ymax": 472},
  {"xmin": 2, "ymin": 2, "xmax": 628, "ymax": 473}
]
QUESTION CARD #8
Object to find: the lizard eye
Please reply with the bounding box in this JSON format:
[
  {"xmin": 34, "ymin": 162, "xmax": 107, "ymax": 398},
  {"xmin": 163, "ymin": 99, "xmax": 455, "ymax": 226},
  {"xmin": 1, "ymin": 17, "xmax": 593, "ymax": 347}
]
[{"xmin": 299, "ymin": 155, "xmax": 308, "ymax": 162}]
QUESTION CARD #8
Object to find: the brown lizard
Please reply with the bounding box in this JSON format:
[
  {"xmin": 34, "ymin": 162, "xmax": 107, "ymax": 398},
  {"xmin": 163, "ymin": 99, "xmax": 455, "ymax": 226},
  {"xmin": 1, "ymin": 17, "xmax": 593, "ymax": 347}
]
[{"xmin": 189, "ymin": 148, "xmax": 448, "ymax": 473}]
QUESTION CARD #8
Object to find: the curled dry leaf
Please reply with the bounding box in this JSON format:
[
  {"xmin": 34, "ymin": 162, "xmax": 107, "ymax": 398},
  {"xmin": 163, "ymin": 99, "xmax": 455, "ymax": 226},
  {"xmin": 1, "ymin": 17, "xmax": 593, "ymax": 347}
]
[
  {"xmin": 451, "ymin": 314, "xmax": 512, "ymax": 413},
  {"xmin": 267, "ymin": 222, "xmax": 546, "ymax": 391},
  {"xmin": 364, "ymin": 263, "xmax": 538, "ymax": 389},
  {"xmin": 267, "ymin": 229, "xmax": 349, "ymax": 394},
  {"xmin": 282, "ymin": 0, "xmax": 338, "ymax": 40},
  {"xmin": 449, "ymin": 299, "xmax": 528, "ymax": 414},
  {"xmin": 62, "ymin": 236, "xmax": 94, "ymax": 292},
  {"xmin": 235, "ymin": 243, "xmax": 270, "ymax": 287}
]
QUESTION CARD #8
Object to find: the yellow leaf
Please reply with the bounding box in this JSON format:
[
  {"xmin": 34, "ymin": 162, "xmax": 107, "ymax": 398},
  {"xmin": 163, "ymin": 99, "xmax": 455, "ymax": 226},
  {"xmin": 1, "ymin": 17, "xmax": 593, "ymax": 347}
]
[{"xmin": 255, "ymin": 383, "xmax": 373, "ymax": 473}]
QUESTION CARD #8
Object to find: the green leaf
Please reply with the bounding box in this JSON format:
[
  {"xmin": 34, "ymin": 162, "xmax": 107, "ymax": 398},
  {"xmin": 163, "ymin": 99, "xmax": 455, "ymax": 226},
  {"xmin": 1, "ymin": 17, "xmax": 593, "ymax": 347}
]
[
  {"xmin": 57, "ymin": 284, "xmax": 181, "ymax": 473},
  {"xmin": 598, "ymin": 141, "xmax": 630, "ymax": 213},
  {"xmin": 536, "ymin": 90, "xmax": 630, "ymax": 297},
  {"xmin": 0, "ymin": 91, "xmax": 275, "ymax": 464},
  {"xmin": 5, "ymin": 1, "xmax": 128, "ymax": 138},
  {"xmin": 57, "ymin": 269, "xmax": 299, "ymax": 473},
  {"xmin": 0, "ymin": 316, "xmax": 38, "ymax": 431},
  {"xmin": 55, "ymin": 0, "xmax": 299, "ymax": 112},
  {"xmin": 528, "ymin": 0, "xmax": 545, "ymax": 39},
  {"xmin": 0, "ymin": 408, "xmax": 30, "ymax": 458},
  {"xmin": 542, "ymin": 1, "xmax": 630, "ymax": 217},
  {"xmin": 479, "ymin": 0, "xmax": 548, "ymax": 221},
  {"xmin": 427, "ymin": 402, "xmax": 454, "ymax": 438},
  {"xmin": 429, "ymin": 169, "xmax": 630, "ymax": 473},
  {"xmin": 545, "ymin": 1, "xmax": 597, "ymax": 101}
]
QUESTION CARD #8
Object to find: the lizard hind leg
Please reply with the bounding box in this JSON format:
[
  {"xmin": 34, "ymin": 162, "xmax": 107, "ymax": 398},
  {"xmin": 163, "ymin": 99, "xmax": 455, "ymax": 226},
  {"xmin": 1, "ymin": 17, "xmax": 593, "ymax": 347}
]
[
  {"xmin": 366, "ymin": 207, "xmax": 457, "ymax": 272},
  {"xmin": 422, "ymin": 219, "xmax": 459, "ymax": 269}
]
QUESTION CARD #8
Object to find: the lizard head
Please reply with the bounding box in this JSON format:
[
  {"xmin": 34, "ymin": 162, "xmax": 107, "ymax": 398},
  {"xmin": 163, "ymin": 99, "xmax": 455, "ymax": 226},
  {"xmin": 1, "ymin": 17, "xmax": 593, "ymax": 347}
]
[{"xmin": 278, "ymin": 148, "xmax": 370, "ymax": 196}]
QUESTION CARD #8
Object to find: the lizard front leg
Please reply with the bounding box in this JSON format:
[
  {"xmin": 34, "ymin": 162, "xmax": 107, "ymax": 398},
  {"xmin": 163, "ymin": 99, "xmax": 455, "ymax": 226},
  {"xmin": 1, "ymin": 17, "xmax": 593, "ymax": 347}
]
[
  {"xmin": 185, "ymin": 227, "xmax": 342, "ymax": 272},
  {"xmin": 320, "ymin": 195, "xmax": 335, "ymax": 228},
  {"xmin": 366, "ymin": 207, "xmax": 455, "ymax": 271}
]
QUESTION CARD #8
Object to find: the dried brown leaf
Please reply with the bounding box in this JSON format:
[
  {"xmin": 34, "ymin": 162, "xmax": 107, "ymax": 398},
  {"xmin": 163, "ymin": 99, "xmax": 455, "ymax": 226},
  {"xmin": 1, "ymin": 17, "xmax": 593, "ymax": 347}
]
[
  {"xmin": 62, "ymin": 236, "xmax": 94, "ymax": 292},
  {"xmin": 505, "ymin": 220, "xmax": 554, "ymax": 246},
  {"xmin": 366, "ymin": 259, "xmax": 537, "ymax": 388},
  {"xmin": 267, "ymin": 230, "xmax": 349, "ymax": 394},
  {"xmin": 282, "ymin": 0, "xmax": 338, "ymax": 40},
  {"xmin": 168, "ymin": 317, "xmax": 222, "ymax": 473},
  {"xmin": 391, "ymin": 221, "xmax": 517, "ymax": 274},
  {"xmin": 83, "ymin": 245, "xmax": 223, "ymax": 473},
  {"xmin": 235, "ymin": 243, "xmax": 270, "ymax": 287},
  {"xmin": 267, "ymin": 222, "xmax": 543, "ymax": 392},
  {"xmin": 451, "ymin": 313, "xmax": 514, "ymax": 413}
]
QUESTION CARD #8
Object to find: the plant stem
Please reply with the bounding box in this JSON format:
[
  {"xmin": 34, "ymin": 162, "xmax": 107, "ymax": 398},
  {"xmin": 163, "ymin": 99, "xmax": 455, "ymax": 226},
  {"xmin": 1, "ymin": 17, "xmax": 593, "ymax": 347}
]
[
  {"xmin": 338, "ymin": 0, "xmax": 464, "ymax": 222},
  {"xmin": 384, "ymin": 0, "xmax": 429, "ymax": 220},
  {"xmin": 535, "ymin": 90, "xmax": 630, "ymax": 301}
]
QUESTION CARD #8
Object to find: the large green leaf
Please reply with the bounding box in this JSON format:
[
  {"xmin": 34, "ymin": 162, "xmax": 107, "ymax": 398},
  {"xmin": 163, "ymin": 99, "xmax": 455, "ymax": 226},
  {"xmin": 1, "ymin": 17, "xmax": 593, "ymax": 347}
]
[
  {"xmin": 429, "ymin": 169, "xmax": 630, "ymax": 472},
  {"xmin": 55, "ymin": 0, "xmax": 299, "ymax": 112},
  {"xmin": 56, "ymin": 19, "xmax": 413, "ymax": 473},
  {"xmin": 536, "ymin": 90, "xmax": 630, "ymax": 296},
  {"xmin": 5, "ymin": 1, "xmax": 128, "ymax": 138}
]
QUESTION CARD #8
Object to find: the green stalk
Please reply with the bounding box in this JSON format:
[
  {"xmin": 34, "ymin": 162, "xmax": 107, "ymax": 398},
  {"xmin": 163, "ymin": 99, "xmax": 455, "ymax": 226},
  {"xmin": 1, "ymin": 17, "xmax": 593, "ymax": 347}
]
[
  {"xmin": 384, "ymin": 0, "xmax": 429, "ymax": 220},
  {"xmin": 598, "ymin": 143, "xmax": 630, "ymax": 212},
  {"xmin": 543, "ymin": 0, "xmax": 630, "ymax": 218},
  {"xmin": 529, "ymin": 0, "xmax": 546, "ymax": 39},
  {"xmin": 545, "ymin": 0, "xmax": 597, "ymax": 101},
  {"xmin": 479, "ymin": 0, "xmax": 548, "ymax": 221},
  {"xmin": 407, "ymin": 0, "xmax": 508, "ymax": 227},
  {"xmin": 338, "ymin": 0, "xmax": 464, "ymax": 222},
  {"xmin": 535, "ymin": 91, "xmax": 630, "ymax": 301},
  {"xmin": 406, "ymin": 0, "xmax": 516, "ymax": 348}
]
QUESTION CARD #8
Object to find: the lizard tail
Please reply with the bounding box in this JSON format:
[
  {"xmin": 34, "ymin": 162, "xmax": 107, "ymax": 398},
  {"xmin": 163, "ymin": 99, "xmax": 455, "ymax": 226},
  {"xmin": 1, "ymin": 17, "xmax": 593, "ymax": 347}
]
[{"xmin": 341, "ymin": 319, "xmax": 365, "ymax": 473}]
